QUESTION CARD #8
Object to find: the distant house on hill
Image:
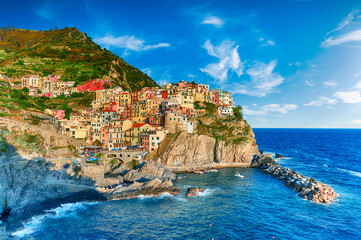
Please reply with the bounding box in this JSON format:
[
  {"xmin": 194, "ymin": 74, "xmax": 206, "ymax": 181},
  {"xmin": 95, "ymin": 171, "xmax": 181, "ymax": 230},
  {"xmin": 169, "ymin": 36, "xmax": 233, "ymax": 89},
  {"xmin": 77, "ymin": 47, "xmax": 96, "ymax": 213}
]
[{"xmin": 77, "ymin": 79, "xmax": 111, "ymax": 92}]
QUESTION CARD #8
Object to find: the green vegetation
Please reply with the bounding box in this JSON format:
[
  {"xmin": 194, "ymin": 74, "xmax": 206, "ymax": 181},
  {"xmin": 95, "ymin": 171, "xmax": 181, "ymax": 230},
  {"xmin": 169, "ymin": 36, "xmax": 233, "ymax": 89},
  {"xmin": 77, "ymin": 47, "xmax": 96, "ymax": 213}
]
[
  {"xmin": 128, "ymin": 159, "xmax": 138, "ymax": 169},
  {"xmin": 0, "ymin": 27, "xmax": 158, "ymax": 91},
  {"xmin": 0, "ymin": 136, "xmax": 9, "ymax": 154},
  {"xmin": 92, "ymin": 139, "xmax": 103, "ymax": 146},
  {"xmin": 233, "ymin": 106, "xmax": 243, "ymax": 121},
  {"xmin": 0, "ymin": 85, "xmax": 94, "ymax": 115},
  {"xmin": 205, "ymin": 102, "xmax": 217, "ymax": 114},
  {"xmin": 95, "ymin": 152, "xmax": 102, "ymax": 158},
  {"xmin": 12, "ymin": 131, "xmax": 45, "ymax": 155},
  {"xmin": 196, "ymin": 107, "xmax": 250, "ymax": 145}
]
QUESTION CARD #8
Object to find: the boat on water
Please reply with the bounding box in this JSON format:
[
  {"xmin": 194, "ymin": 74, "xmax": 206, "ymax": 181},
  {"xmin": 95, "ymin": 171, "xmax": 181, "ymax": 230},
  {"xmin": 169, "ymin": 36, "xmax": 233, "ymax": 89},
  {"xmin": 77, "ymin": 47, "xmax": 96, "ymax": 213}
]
[
  {"xmin": 235, "ymin": 172, "xmax": 244, "ymax": 178},
  {"xmin": 194, "ymin": 169, "xmax": 218, "ymax": 174}
]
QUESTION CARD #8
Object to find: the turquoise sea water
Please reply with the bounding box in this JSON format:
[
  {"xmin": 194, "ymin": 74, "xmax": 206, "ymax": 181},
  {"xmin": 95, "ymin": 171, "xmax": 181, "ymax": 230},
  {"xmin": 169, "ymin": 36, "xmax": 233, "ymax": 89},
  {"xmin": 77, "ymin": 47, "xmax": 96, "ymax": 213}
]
[{"xmin": 10, "ymin": 129, "xmax": 361, "ymax": 239}]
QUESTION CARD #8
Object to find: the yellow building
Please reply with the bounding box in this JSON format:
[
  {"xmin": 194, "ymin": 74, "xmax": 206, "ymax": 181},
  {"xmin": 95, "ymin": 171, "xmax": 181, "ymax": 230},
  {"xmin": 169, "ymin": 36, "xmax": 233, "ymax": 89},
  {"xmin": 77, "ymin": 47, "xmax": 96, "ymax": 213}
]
[
  {"xmin": 181, "ymin": 93, "xmax": 194, "ymax": 109},
  {"xmin": 128, "ymin": 123, "xmax": 151, "ymax": 145},
  {"xmin": 133, "ymin": 100, "xmax": 147, "ymax": 123},
  {"xmin": 194, "ymin": 92, "xmax": 204, "ymax": 103},
  {"xmin": 118, "ymin": 92, "xmax": 131, "ymax": 107}
]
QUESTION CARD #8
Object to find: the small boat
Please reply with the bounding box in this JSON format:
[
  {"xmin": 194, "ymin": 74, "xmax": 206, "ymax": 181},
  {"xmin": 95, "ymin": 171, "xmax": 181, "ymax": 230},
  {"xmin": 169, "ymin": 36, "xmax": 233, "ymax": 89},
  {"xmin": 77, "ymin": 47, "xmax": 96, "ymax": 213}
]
[
  {"xmin": 194, "ymin": 170, "xmax": 205, "ymax": 174},
  {"xmin": 209, "ymin": 169, "xmax": 218, "ymax": 173},
  {"xmin": 235, "ymin": 172, "xmax": 244, "ymax": 178}
]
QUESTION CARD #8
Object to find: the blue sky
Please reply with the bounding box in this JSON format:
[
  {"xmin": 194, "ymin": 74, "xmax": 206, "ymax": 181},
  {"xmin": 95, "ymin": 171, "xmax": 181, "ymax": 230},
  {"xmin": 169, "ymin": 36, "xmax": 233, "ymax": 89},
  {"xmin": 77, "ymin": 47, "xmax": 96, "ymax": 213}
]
[{"xmin": 3, "ymin": 0, "xmax": 361, "ymax": 128}]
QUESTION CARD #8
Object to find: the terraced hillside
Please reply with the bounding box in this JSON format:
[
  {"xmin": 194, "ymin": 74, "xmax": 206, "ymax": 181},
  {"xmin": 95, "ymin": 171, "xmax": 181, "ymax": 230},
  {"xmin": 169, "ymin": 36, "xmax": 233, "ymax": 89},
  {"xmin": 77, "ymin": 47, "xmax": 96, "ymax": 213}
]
[{"xmin": 0, "ymin": 26, "xmax": 158, "ymax": 91}]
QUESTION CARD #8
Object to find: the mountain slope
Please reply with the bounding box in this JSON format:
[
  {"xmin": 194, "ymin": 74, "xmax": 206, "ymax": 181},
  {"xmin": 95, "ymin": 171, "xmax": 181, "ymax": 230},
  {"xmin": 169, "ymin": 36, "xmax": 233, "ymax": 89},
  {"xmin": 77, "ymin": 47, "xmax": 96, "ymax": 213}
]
[{"xmin": 0, "ymin": 27, "xmax": 158, "ymax": 91}]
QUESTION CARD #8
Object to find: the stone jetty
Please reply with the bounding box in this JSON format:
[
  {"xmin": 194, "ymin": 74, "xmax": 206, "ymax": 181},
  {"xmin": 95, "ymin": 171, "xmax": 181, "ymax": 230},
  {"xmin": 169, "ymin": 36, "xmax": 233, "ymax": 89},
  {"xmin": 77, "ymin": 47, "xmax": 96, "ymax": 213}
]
[{"xmin": 254, "ymin": 154, "xmax": 338, "ymax": 204}]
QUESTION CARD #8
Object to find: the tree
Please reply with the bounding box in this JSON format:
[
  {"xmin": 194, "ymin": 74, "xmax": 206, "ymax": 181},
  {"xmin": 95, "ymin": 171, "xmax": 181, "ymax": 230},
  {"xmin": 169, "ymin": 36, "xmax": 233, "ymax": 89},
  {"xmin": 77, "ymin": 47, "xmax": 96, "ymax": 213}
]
[
  {"xmin": 93, "ymin": 140, "xmax": 103, "ymax": 146},
  {"xmin": 103, "ymin": 83, "xmax": 111, "ymax": 89},
  {"xmin": 233, "ymin": 106, "xmax": 243, "ymax": 121}
]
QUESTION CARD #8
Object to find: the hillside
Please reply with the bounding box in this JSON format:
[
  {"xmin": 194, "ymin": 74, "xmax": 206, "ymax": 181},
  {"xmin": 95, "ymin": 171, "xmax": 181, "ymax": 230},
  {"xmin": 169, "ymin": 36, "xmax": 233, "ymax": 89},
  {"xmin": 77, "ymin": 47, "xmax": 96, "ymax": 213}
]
[{"xmin": 0, "ymin": 26, "xmax": 158, "ymax": 91}]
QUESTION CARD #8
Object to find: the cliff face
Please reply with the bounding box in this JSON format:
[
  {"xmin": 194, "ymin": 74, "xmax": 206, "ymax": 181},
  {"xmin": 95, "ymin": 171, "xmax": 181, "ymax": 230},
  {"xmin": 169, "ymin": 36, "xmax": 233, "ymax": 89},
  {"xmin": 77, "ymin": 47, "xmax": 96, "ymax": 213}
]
[
  {"xmin": 0, "ymin": 151, "xmax": 104, "ymax": 225},
  {"xmin": 148, "ymin": 131, "xmax": 260, "ymax": 169},
  {"xmin": 147, "ymin": 107, "xmax": 260, "ymax": 170}
]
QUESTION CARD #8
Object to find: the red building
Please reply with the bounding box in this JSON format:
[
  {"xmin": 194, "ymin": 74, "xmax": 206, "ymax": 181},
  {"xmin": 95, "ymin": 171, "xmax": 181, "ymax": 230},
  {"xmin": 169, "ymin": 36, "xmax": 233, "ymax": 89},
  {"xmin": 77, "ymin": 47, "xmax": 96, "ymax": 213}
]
[
  {"xmin": 148, "ymin": 114, "xmax": 165, "ymax": 127},
  {"xmin": 131, "ymin": 91, "xmax": 140, "ymax": 102},
  {"xmin": 161, "ymin": 90, "xmax": 168, "ymax": 99},
  {"xmin": 77, "ymin": 79, "xmax": 111, "ymax": 92}
]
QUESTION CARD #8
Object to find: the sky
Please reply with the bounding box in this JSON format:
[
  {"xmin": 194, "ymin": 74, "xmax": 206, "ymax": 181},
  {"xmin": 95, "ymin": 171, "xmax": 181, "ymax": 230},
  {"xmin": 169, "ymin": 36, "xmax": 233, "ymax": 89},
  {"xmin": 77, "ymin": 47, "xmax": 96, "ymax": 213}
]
[{"xmin": 2, "ymin": 0, "xmax": 361, "ymax": 128}]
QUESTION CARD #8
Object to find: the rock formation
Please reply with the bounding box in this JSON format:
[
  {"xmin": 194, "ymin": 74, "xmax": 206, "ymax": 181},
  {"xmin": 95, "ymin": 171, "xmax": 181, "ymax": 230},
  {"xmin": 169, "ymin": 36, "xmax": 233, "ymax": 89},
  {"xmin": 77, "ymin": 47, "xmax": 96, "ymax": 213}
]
[
  {"xmin": 185, "ymin": 187, "xmax": 204, "ymax": 197},
  {"xmin": 123, "ymin": 162, "xmax": 176, "ymax": 182},
  {"xmin": 148, "ymin": 132, "xmax": 260, "ymax": 170},
  {"xmin": 0, "ymin": 148, "xmax": 105, "ymax": 226},
  {"xmin": 255, "ymin": 153, "xmax": 338, "ymax": 204},
  {"xmin": 106, "ymin": 178, "xmax": 180, "ymax": 200}
]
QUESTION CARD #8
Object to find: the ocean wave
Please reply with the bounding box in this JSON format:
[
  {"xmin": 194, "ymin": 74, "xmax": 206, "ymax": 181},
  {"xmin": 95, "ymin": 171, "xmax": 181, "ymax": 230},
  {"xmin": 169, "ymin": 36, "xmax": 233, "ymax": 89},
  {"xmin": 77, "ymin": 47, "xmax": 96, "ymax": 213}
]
[
  {"xmin": 337, "ymin": 168, "xmax": 361, "ymax": 178},
  {"xmin": 137, "ymin": 192, "xmax": 187, "ymax": 202},
  {"xmin": 187, "ymin": 188, "xmax": 216, "ymax": 198},
  {"xmin": 12, "ymin": 201, "xmax": 98, "ymax": 238}
]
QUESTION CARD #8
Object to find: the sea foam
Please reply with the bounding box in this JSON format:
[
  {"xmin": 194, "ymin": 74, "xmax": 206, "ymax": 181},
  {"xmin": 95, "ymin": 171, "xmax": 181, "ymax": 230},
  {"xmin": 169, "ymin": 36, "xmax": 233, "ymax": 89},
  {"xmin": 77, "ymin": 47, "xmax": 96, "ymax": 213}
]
[
  {"xmin": 12, "ymin": 201, "xmax": 98, "ymax": 238},
  {"xmin": 337, "ymin": 168, "xmax": 361, "ymax": 178}
]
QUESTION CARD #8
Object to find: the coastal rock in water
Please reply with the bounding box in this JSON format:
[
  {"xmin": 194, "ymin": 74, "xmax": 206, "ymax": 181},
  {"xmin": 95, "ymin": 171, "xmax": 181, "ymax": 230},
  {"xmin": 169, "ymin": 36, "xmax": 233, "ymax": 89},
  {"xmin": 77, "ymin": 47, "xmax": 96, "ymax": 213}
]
[
  {"xmin": 123, "ymin": 162, "xmax": 176, "ymax": 182},
  {"xmin": 185, "ymin": 187, "xmax": 204, "ymax": 197},
  {"xmin": 275, "ymin": 153, "xmax": 284, "ymax": 159},
  {"xmin": 251, "ymin": 153, "xmax": 277, "ymax": 168},
  {"xmin": 262, "ymin": 163, "xmax": 338, "ymax": 203},
  {"xmin": 108, "ymin": 178, "xmax": 180, "ymax": 199}
]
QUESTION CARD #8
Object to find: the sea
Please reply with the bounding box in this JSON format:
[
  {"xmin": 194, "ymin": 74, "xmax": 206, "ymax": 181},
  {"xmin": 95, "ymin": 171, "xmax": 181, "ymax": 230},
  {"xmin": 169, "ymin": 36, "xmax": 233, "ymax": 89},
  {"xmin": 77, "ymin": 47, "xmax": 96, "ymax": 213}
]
[{"xmin": 8, "ymin": 128, "xmax": 361, "ymax": 239}]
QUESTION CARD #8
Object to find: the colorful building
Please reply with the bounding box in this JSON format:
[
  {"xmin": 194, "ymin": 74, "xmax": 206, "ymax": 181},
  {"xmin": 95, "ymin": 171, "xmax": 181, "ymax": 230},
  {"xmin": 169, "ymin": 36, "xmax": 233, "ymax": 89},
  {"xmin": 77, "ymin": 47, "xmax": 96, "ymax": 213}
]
[{"xmin": 77, "ymin": 79, "xmax": 111, "ymax": 92}]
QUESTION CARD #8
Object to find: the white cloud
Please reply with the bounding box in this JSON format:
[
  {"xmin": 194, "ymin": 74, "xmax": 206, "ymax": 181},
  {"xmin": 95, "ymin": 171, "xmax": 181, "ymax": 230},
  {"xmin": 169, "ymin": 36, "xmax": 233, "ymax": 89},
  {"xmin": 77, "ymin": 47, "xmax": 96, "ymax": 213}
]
[
  {"xmin": 262, "ymin": 40, "xmax": 275, "ymax": 46},
  {"xmin": 200, "ymin": 40, "xmax": 244, "ymax": 82},
  {"xmin": 355, "ymin": 81, "xmax": 361, "ymax": 89},
  {"xmin": 201, "ymin": 16, "xmax": 224, "ymax": 27},
  {"xmin": 259, "ymin": 38, "xmax": 275, "ymax": 46},
  {"xmin": 94, "ymin": 34, "xmax": 170, "ymax": 51},
  {"xmin": 243, "ymin": 104, "xmax": 298, "ymax": 116},
  {"xmin": 333, "ymin": 90, "xmax": 361, "ymax": 103},
  {"xmin": 323, "ymin": 81, "xmax": 338, "ymax": 87},
  {"xmin": 321, "ymin": 29, "xmax": 361, "ymax": 47},
  {"xmin": 351, "ymin": 119, "xmax": 361, "ymax": 124},
  {"xmin": 141, "ymin": 67, "xmax": 152, "ymax": 77},
  {"xmin": 327, "ymin": 9, "xmax": 360, "ymax": 35},
  {"xmin": 304, "ymin": 96, "xmax": 337, "ymax": 106},
  {"xmin": 232, "ymin": 60, "xmax": 284, "ymax": 97},
  {"xmin": 305, "ymin": 80, "xmax": 315, "ymax": 87}
]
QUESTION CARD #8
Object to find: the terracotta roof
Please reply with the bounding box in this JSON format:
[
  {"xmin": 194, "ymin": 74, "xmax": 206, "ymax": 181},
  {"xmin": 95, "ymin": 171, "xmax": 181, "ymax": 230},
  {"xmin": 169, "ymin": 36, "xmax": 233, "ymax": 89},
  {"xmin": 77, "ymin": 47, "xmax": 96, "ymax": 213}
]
[{"xmin": 133, "ymin": 123, "xmax": 147, "ymax": 128}]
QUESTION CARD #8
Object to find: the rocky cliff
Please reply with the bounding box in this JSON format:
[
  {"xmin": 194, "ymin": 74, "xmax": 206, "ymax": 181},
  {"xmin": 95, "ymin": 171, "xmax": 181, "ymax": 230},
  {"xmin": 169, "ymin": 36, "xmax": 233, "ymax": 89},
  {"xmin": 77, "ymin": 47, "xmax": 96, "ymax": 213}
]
[
  {"xmin": 148, "ymin": 131, "xmax": 260, "ymax": 171},
  {"xmin": 0, "ymin": 147, "xmax": 105, "ymax": 227}
]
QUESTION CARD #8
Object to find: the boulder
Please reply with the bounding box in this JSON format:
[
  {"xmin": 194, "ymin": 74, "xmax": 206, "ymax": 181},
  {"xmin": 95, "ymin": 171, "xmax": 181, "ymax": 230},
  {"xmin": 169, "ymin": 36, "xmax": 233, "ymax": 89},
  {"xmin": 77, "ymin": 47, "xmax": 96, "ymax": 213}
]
[
  {"xmin": 123, "ymin": 162, "xmax": 176, "ymax": 182},
  {"xmin": 252, "ymin": 153, "xmax": 277, "ymax": 168},
  {"xmin": 275, "ymin": 153, "xmax": 284, "ymax": 159},
  {"xmin": 186, "ymin": 187, "xmax": 204, "ymax": 197}
]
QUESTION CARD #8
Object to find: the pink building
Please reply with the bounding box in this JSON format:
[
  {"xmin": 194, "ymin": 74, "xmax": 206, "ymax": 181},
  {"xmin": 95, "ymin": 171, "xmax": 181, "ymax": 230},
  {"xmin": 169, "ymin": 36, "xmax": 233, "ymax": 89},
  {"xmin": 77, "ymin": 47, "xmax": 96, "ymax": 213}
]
[
  {"xmin": 55, "ymin": 110, "xmax": 65, "ymax": 120},
  {"xmin": 47, "ymin": 75, "xmax": 60, "ymax": 82},
  {"xmin": 77, "ymin": 79, "xmax": 111, "ymax": 92}
]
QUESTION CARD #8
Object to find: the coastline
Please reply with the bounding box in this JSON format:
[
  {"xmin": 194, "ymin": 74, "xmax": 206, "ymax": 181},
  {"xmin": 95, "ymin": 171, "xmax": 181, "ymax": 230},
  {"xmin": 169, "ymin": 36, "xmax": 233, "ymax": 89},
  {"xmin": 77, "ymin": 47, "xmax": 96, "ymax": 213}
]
[{"xmin": 164, "ymin": 162, "xmax": 251, "ymax": 173}]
